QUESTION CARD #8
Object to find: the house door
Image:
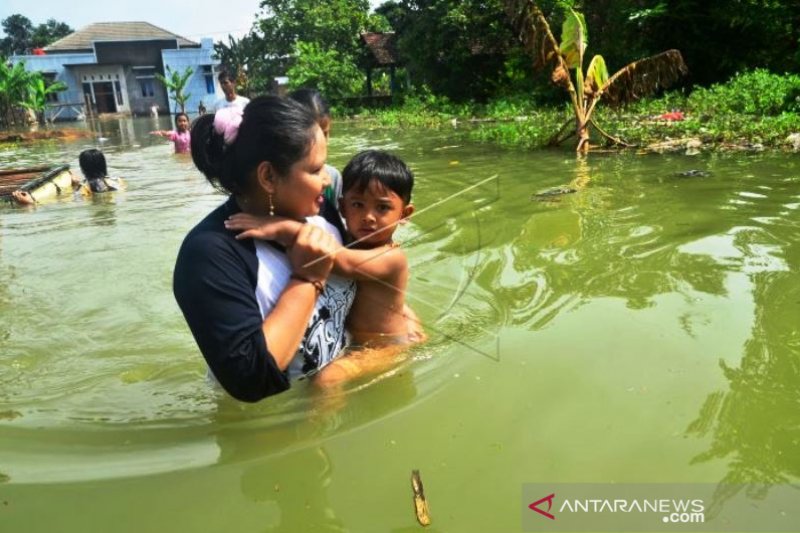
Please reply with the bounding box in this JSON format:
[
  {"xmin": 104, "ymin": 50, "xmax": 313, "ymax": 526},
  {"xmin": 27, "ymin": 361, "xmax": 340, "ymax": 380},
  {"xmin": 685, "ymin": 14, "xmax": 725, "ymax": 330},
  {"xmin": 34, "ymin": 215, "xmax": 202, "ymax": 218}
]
[{"xmin": 94, "ymin": 82, "xmax": 117, "ymax": 114}]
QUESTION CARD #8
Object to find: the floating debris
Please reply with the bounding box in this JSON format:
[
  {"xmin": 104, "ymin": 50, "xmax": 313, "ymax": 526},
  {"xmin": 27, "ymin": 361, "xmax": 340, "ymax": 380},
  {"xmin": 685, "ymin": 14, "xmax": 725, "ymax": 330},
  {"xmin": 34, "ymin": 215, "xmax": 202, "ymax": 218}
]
[
  {"xmin": 411, "ymin": 469, "xmax": 431, "ymax": 526},
  {"xmin": 531, "ymin": 187, "xmax": 577, "ymax": 200},
  {"xmin": 675, "ymin": 170, "xmax": 711, "ymax": 178}
]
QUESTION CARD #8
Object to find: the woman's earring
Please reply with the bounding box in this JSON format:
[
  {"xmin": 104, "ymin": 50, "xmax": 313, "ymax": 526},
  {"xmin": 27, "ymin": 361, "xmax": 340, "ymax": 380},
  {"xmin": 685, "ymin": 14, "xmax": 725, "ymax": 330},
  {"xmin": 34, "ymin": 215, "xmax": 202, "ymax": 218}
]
[{"xmin": 268, "ymin": 194, "xmax": 275, "ymax": 216}]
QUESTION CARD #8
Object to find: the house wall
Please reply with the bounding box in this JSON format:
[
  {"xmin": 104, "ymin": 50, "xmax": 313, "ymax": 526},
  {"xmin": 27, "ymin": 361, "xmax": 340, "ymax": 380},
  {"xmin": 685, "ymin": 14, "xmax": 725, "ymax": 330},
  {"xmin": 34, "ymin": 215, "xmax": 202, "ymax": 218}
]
[
  {"xmin": 11, "ymin": 52, "xmax": 96, "ymax": 120},
  {"xmin": 70, "ymin": 64, "xmax": 131, "ymax": 114},
  {"xmin": 161, "ymin": 39, "xmax": 221, "ymax": 116}
]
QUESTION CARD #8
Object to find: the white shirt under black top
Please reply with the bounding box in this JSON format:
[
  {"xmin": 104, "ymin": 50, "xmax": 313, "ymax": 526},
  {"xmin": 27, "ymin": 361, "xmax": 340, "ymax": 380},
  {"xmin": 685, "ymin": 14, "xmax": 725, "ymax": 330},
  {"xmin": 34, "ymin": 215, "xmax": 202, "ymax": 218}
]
[{"xmin": 173, "ymin": 196, "xmax": 355, "ymax": 401}]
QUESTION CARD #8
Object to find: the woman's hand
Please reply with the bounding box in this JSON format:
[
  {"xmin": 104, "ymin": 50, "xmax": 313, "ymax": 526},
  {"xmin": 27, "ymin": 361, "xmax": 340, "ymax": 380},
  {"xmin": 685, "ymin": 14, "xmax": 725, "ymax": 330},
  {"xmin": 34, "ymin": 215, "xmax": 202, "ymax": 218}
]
[
  {"xmin": 225, "ymin": 213, "xmax": 301, "ymax": 247},
  {"xmin": 288, "ymin": 224, "xmax": 336, "ymax": 283}
]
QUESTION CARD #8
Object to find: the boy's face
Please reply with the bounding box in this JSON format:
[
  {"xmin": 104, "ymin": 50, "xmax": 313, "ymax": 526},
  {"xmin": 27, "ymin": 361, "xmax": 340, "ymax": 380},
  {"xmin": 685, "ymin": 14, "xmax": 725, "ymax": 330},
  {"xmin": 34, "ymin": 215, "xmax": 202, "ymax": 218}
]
[{"xmin": 340, "ymin": 179, "xmax": 414, "ymax": 247}]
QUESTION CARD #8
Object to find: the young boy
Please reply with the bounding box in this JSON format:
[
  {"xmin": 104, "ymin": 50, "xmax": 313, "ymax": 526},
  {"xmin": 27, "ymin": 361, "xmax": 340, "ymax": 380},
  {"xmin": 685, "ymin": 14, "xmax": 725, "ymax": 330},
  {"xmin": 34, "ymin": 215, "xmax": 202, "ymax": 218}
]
[
  {"xmin": 334, "ymin": 149, "xmax": 415, "ymax": 345},
  {"xmin": 225, "ymin": 149, "xmax": 417, "ymax": 347}
]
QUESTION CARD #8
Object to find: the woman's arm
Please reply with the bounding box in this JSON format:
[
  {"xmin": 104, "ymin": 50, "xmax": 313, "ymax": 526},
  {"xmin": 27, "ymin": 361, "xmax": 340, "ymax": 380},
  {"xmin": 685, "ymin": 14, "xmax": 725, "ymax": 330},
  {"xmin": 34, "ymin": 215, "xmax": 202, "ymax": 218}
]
[
  {"xmin": 174, "ymin": 222, "xmax": 335, "ymax": 401},
  {"xmin": 261, "ymin": 224, "xmax": 336, "ymax": 366}
]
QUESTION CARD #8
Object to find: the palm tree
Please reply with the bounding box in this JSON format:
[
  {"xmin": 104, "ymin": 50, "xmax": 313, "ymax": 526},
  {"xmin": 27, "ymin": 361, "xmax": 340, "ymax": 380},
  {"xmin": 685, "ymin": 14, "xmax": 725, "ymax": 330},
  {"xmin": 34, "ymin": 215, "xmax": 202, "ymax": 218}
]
[
  {"xmin": 155, "ymin": 66, "xmax": 194, "ymax": 114},
  {"xmin": 505, "ymin": 1, "xmax": 688, "ymax": 152}
]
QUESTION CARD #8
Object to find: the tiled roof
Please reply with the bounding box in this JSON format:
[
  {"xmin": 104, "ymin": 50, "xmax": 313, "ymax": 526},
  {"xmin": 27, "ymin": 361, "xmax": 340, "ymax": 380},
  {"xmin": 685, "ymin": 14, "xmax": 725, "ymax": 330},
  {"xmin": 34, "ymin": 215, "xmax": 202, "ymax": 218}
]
[
  {"xmin": 360, "ymin": 32, "xmax": 398, "ymax": 66},
  {"xmin": 45, "ymin": 22, "xmax": 197, "ymax": 51}
]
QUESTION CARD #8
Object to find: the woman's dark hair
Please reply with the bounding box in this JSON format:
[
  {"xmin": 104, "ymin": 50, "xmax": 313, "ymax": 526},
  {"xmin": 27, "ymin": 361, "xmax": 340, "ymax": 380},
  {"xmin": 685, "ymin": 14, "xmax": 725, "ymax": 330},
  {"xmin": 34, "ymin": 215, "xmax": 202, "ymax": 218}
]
[
  {"xmin": 190, "ymin": 95, "xmax": 318, "ymax": 195},
  {"xmin": 342, "ymin": 150, "xmax": 414, "ymax": 204},
  {"xmin": 79, "ymin": 149, "xmax": 107, "ymax": 180},
  {"xmin": 288, "ymin": 88, "xmax": 331, "ymax": 121},
  {"xmin": 175, "ymin": 112, "xmax": 189, "ymax": 126}
]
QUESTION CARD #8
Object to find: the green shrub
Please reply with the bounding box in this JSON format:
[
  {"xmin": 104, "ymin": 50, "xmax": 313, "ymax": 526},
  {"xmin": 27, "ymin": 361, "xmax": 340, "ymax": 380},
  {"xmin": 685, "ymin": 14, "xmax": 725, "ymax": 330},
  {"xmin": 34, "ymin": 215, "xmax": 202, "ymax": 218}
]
[{"xmin": 688, "ymin": 69, "xmax": 800, "ymax": 116}]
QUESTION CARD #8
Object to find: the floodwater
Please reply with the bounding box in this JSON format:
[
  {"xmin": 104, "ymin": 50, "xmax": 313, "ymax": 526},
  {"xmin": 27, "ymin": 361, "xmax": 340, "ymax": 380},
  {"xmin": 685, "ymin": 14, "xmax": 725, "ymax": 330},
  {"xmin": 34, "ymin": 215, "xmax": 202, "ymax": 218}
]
[{"xmin": 0, "ymin": 117, "xmax": 798, "ymax": 532}]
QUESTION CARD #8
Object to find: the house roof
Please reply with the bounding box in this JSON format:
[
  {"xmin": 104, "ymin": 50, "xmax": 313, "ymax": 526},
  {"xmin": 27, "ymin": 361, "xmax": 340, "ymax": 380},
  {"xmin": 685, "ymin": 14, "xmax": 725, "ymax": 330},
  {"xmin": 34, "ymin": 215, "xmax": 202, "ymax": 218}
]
[
  {"xmin": 360, "ymin": 32, "xmax": 398, "ymax": 66},
  {"xmin": 45, "ymin": 22, "xmax": 198, "ymax": 52}
]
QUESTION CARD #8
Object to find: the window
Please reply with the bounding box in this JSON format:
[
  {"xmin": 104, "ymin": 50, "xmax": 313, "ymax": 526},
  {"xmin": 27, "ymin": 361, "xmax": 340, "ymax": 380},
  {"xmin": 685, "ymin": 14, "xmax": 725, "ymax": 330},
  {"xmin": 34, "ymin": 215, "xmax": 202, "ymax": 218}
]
[
  {"xmin": 203, "ymin": 65, "xmax": 215, "ymax": 94},
  {"xmin": 135, "ymin": 67, "xmax": 157, "ymax": 98},
  {"xmin": 114, "ymin": 81, "xmax": 123, "ymax": 105},
  {"xmin": 42, "ymin": 73, "xmax": 60, "ymax": 103},
  {"xmin": 140, "ymin": 79, "xmax": 155, "ymax": 98},
  {"xmin": 82, "ymin": 82, "xmax": 94, "ymax": 104}
]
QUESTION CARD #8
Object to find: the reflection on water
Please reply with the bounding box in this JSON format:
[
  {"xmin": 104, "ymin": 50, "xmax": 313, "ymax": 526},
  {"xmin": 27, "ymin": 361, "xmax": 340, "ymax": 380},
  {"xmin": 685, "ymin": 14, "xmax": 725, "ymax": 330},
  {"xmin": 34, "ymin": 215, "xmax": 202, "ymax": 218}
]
[{"xmin": 0, "ymin": 118, "xmax": 798, "ymax": 531}]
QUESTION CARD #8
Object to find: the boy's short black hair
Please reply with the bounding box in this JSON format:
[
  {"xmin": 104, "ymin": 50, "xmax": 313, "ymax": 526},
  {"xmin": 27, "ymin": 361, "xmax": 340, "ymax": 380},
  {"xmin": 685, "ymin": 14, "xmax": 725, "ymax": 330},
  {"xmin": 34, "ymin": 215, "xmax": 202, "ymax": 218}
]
[{"xmin": 342, "ymin": 150, "xmax": 414, "ymax": 204}]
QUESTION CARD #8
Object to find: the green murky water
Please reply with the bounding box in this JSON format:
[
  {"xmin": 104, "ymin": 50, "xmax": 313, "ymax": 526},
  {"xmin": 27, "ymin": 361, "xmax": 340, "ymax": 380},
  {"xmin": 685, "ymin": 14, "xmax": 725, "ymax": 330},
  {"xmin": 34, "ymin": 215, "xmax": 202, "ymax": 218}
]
[{"xmin": 1, "ymin": 118, "xmax": 798, "ymax": 532}]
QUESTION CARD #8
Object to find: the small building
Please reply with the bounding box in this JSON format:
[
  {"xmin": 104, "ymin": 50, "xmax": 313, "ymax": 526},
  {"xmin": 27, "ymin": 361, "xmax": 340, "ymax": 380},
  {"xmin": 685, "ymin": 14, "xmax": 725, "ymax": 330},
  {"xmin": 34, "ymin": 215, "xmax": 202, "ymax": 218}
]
[
  {"xmin": 11, "ymin": 22, "xmax": 222, "ymax": 119},
  {"xmin": 360, "ymin": 32, "xmax": 399, "ymax": 97}
]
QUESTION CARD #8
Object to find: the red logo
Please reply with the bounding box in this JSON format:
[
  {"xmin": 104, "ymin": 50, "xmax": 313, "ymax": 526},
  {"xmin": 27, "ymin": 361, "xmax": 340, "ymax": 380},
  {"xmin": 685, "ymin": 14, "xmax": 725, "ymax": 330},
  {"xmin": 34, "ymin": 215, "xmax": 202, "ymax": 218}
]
[{"xmin": 529, "ymin": 493, "xmax": 556, "ymax": 520}]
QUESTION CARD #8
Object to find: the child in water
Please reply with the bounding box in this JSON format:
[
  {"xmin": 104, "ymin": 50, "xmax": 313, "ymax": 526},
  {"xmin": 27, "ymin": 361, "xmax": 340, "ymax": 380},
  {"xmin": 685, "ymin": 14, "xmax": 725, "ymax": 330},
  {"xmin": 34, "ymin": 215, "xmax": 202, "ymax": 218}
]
[
  {"xmin": 288, "ymin": 89, "xmax": 341, "ymax": 207},
  {"xmin": 226, "ymin": 150, "xmax": 418, "ymax": 380},
  {"xmin": 76, "ymin": 148, "xmax": 124, "ymax": 195},
  {"xmin": 150, "ymin": 112, "xmax": 191, "ymax": 154},
  {"xmin": 10, "ymin": 148, "xmax": 121, "ymax": 205}
]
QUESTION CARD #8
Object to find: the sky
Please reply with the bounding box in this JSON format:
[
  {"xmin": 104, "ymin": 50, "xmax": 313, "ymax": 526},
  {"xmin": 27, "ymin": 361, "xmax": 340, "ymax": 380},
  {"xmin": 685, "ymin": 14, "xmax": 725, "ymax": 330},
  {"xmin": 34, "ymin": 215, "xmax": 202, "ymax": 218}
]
[{"xmin": 0, "ymin": 0, "xmax": 385, "ymax": 43}]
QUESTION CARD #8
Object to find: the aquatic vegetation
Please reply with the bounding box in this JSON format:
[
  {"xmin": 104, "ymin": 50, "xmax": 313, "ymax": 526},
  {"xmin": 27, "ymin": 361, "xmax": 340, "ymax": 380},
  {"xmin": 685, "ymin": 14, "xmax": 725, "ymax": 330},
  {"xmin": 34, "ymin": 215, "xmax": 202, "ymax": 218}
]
[{"xmin": 505, "ymin": 0, "xmax": 688, "ymax": 152}]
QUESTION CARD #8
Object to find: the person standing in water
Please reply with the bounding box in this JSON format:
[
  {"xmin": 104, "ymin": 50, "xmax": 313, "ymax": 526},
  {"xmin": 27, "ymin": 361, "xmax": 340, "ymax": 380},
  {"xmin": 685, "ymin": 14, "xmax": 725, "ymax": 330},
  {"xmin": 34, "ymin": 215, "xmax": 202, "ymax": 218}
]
[
  {"xmin": 213, "ymin": 70, "xmax": 250, "ymax": 112},
  {"xmin": 150, "ymin": 112, "xmax": 192, "ymax": 154}
]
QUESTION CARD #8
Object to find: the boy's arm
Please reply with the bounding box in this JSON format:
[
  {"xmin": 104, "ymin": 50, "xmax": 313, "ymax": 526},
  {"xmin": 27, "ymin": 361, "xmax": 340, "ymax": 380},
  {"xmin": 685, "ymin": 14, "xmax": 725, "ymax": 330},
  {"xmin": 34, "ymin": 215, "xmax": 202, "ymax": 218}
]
[
  {"xmin": 332, "ymin": 245, "xmax": 407, "ymax": 282},
  {"xmin": 225, "ymin": 213, "xmax": 303, "ymax": 247}
]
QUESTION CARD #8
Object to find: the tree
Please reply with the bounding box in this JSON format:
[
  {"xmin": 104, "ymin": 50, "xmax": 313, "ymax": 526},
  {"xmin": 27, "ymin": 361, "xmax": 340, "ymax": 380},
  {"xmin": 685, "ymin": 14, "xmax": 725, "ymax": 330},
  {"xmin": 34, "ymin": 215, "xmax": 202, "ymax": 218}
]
[
  {"xmin": 30, "ymin": 19, "xmax": 72, "ymax": 49},
  {"xmin": 21, "ymin": 74, "xmax": 67, "ymax": 125},
  {"xmin": 506, "ymin": 0, "xmax": 687, "ymax": 152},
  {"xmin": 213, "ymin": 35, "xmax": 268, "ymax": 96},
  {"xmin": 1, "ymin": 15, "xmax": 73, "ymax": 56},
  {"xmin": 156, "ymin": 66, "xmax": 194, "ymax": 113},
  {"xmin": 0, "ymin": 14, "xmax": 34, "ymax": 56},
  {"xmin": 0, "ymin": 59, "xmax": 34, "ymax": 125},
  {"xmin": 251, "ymin": 0, "xmax": 384, "ymax": 96},
  {"xmin": 287, "ymin": 41, "xmax": 364, "ymax": 98},
  {"xmin": 377, "ymin": 0, "xmax": 523, "ymax": 101}
]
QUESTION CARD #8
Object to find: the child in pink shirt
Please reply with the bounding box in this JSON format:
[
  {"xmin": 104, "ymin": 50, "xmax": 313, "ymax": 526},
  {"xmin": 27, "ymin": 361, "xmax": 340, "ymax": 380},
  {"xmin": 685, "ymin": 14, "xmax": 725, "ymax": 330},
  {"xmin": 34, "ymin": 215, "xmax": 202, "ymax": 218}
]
[{"xmin": 150, "ymin": 112, "xmax": 191, "ymax": 154}]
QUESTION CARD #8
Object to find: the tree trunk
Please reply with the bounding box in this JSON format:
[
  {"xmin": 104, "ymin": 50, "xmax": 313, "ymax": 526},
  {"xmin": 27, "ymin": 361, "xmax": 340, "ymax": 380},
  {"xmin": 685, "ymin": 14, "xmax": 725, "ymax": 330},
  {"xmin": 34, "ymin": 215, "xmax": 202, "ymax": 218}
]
[{"xmin": 576, "ymin": 119, "xmax": 590, "ymax": 152}]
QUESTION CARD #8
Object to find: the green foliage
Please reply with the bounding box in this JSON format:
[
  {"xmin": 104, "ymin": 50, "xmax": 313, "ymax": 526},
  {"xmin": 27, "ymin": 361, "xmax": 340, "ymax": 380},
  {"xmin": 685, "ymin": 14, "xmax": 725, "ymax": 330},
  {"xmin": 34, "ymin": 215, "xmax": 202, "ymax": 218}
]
[
  {"xmin": 559, "ymin": 8, "xmax": 586, "ymax": 69},
  {"xmin": 287, "ymin": 42, "xmax": 364, "ymax": 98},
  {"xmin": 252, "ymin": 0, "xmax": 376, "ymax": 93},
  {"xmin": 0, "ymin": 60, "xmax": 65, "ymax": 125},
  {"xmin": 686, "ymin": 69, "xmax": 800, "ymax": 116},
  {"xmin": 388, "ymin": 0, "xmax": 521, "ymax": 101},
  {"xmin": 156, "ymin": 66, "xmax": 194, "ymax": 113},
  {"xmin": 213, "ymin": 35, "xmax": 269, "ymax": 95},
  {"xmin": 1, "ymin": 14, "xmax": 72, "ymax": 56}
]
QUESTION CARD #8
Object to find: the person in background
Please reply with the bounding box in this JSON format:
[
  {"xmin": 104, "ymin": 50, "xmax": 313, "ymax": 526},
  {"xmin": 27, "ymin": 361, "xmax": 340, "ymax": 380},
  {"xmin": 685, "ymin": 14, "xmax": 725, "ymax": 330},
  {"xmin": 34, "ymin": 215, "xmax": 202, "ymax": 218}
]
[
  {"xmin": 76, "ymin": 148, "xmax": 124, "ymax": 195},
  {"xmin": 288, "ymin": 88, "xmax": 341, "ymax": 207},
  {"xmin": 150, "ymin": 112, "xmax": 191, "ymax": 154},
  {"xmin": 10, "ymin": 148, "xmax": 122, "ymax": 205},
  {"xmin": 214, "ymin": 70, "xmax": 250, "ymax": 112}
]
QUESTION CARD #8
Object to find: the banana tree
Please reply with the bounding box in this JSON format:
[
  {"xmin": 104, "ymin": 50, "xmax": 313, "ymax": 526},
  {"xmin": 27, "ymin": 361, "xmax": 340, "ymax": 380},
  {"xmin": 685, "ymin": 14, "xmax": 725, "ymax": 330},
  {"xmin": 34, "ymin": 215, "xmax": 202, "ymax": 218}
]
[
  {"xmin": 506, "ymin": 1, "xmax": 688, "ymax": 152},
  {"xmin": 155, "ymin": 66, "xmax": 194, "ymax": 113},
  {"xmin": 0, "ymin": 60, "xmax": 35, "ymax": 126},
  {"xmin": 21, "ymin": 74, "xmax": 67, "ymax": 125}
]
